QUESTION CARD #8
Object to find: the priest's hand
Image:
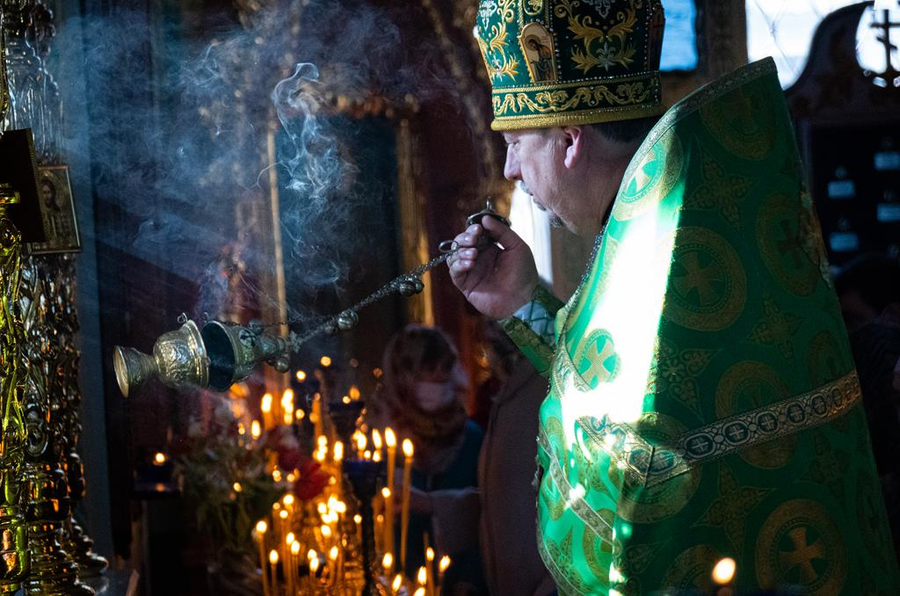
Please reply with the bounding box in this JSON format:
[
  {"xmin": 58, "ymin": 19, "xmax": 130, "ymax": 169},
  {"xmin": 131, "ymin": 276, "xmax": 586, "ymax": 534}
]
[{"xmin": 448, "ymin": 216, "xmax": 538, "ymax": 319}]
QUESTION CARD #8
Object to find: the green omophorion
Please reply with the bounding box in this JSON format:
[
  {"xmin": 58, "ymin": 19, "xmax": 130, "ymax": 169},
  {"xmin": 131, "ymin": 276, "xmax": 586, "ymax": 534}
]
[{"xmin": 504, "ymin": 58, "xmax": 900, "ymax": 595}]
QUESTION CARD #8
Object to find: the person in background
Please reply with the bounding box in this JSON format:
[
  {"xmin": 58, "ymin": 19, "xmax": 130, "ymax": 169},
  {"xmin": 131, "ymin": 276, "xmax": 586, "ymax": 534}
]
[
  {"xmin": 395, "ymin": 321, "xmax": 556, "ymax": 596},
  {"xmin": 836, "ymin": 253, "xmax": 900, "ymax": 561},
  {"xmin": 367, "ymin": 324, "xmax": 485, "ymax": 594},
  {"xmin": 834, "ymin": 252, "xmax": 900, "ymax": 332}
]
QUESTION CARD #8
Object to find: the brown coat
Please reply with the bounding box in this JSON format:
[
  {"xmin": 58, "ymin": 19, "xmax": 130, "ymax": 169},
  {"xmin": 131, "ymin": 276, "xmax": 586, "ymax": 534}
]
[{"xmin": 431, "ymin": 360, "xmax": 555, "ymax": 595}]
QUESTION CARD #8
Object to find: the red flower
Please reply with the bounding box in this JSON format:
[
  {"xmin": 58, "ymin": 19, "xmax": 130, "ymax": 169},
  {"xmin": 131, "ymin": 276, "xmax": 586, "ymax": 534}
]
[{"xmin": 293, "ymin": 457, "xmax": 330, "ymax": 501}]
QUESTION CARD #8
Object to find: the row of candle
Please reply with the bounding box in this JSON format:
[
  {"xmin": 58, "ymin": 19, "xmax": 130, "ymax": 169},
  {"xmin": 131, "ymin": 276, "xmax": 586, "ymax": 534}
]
[
  {"xmin": 254, "ymin": 492, "xmax": 354, "ymax": 595},
  {"xmin": 381, "ymin": 546, "xmax": 451, "ymax": 596}
]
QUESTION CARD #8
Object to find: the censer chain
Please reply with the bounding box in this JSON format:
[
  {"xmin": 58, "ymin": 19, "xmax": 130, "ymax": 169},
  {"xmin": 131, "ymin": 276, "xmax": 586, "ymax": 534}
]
[{"xmin": 284, "ymin": 251, "xmax": 451, "ymax": 351}]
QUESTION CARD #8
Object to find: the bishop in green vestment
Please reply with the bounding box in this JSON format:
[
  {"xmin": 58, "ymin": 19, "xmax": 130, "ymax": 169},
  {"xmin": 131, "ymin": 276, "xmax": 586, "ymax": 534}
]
[{"xmin": 448, "ymin": 0, "xmax": 900, "ymax": 594}]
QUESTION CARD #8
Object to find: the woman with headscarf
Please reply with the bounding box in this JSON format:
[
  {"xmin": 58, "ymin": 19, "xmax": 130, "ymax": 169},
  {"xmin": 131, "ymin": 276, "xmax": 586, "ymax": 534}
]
[{"xmin": 367, "ymin": 325, "xmax": 485, "ymax": 594}]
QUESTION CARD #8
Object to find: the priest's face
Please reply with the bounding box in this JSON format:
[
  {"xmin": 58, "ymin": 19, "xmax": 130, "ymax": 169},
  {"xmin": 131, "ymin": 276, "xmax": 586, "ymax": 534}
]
[
  {"xmin": 502, "ymin": 126, "xmax": 622, "ymax": 237},
  {"xmin": 502, "ymin": 129, "xmax": 571, "ymax": 230}
]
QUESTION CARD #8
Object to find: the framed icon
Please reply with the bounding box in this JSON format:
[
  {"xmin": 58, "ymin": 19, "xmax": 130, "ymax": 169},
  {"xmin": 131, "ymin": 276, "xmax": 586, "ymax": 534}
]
[{"xmin": 28, "ymin": 165, "xmax": 81, "ymax": 254}]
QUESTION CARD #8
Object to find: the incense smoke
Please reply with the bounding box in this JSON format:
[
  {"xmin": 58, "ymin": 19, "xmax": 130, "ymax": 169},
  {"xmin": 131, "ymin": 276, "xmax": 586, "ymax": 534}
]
[{"xmin": 53, "ymin": 0, "xmax": 450, "ymax": 329}]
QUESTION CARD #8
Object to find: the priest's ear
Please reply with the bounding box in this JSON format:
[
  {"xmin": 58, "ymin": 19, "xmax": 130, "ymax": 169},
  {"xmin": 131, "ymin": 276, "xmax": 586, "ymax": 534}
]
[{"xmin": 562, "ymin": 125, "xmax": 586, "ymax": 170}]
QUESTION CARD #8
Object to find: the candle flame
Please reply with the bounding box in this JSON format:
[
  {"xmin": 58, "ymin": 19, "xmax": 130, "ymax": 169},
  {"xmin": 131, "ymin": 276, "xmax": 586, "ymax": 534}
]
[
  {"xmin": 307, "ymin": 549, "xmax": 316, "ymax": 561},
  {"xmin": 279, "ymin": 510, "xmax": 289, "ymax": 520},
  {"xmin": 310, "ymin": 557, "xmax": 319, "ymax": 573},
  {"xmin": 712, "ymin": 557, "xmax": 736, "ymax": 585},
  {"xmin": 285, "ymin": 532, "xmax": 295, "ymax": 545},
  {"xmin": 349, "ymin": 385, "xmax": 361, "ymax": 399},
  {"xmin": 321, "ymin": 525, "xmax": 332, "ymax": 538},
  {"xmin": 402, "ymin": 438, "xmax": 414, "ymax": 458},
  {"xmin": 354, "ymin": 514, "xmax": 362, "ymax": 524},
  {"xmin": 232, "ymin": 482, "xmax": 242, "ymax": 493},
  {"xmin": 283, "ymin": 494, "xmax": 295, "ymax": 506},
  {"xmin": 272, "ymin": 469, "xmax": 282, "ymax": 482},
  {"xmin": 329, "ymin": 546, "xmax": 338, "ymax": 561},
  {"xmin": 256, "ymin": 520, "xmax": 267, "ymax": 534},
  {"xmin": 426, "ymin": 547, "xmax": 434, "ymax": 562},
  {"xmin": 417, "ymin": 566, "xmax": 427, "ymax": 585},
  {"xmin": 373, "ymin": 451, "xmax": 382, "ymax": 462},
  {"xmin": 413, "ymin": 589, "xmax": 425, "ymax": 596},
  {"xmin": 261, "ymin": 393, "xmax": 273, "ymax": 413},
  {"xmin": 238, "ymin": 423, "xmax": 246, "ymax": 435},
  {"xmin": 392, "ymin": 574, "xmax": 403, "ymax": 592},
  {"xmin": 295, "ymin": 409, "xmax": 305, "ymax": 420},
  {"xmin": 269, "ymin": 549, "xmax": 279, "ymax": 564},
  {"xmin": 354, "ymin": 431, "xmax": 367, "ymax": 452},
  {"xmin": 296, "ymin": 370, "xmax": 307, "ymax": 381},
  {"xmin": 342, "ymin": 395, "xmax": 351, "ymax": 404},
  {"xmin": 320, "ymin": 355, "xmax": 332, "ymax": 367},
  {"xmin": 153, "ymin": 452, "xmax": 167, "ymax": 465},
  {"xmin": 382, "ymin": 487, "xmax": 391, "ymax": 499},
  {"xmin": 291, "ymin": 541, "xmax": 300, "ymax": 555},
  {"xmin": 439, "ymin": 556, "xmax": 451, "ymax": 573},
  {"xmin": 364, "ymin": 450, "xmax": 372, "ymax": 460},
  {"xmin": 382, "ymin": 552, "xmax": 393, "ymax": 570},
  {"xmin": 385, "ymin": 427, "xmax": 396, "ymax": 448},
  {"xmin": 334, "ymin": 441, "xmax": 344, "ymax": 462},
  {"xmin": 372, "ymin": 429, "xmax": 383, "ymax": 450},
  {"xmin": 317, "ymin": 435, "xmax": 328, "ymax": 448},
  {"xmin": 251, "ymin": 420, "xmax": 261, "ymax": 439}
]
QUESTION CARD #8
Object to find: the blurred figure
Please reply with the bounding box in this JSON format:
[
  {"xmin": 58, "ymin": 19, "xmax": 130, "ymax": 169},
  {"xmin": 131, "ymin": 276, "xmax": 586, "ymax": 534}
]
[
  {"xmin": 837, "ymin": 254, "xmax": 900, "ymax": 561},
  {"xmin": 834, "ymin": 252, "xmax": 900, "ymax": 331},
  {"xmin": 474, "ymin": 322, "xmax": 555, "ymax": 596},
  {"xmin": 368, "ymin": 325, "xmax": 485, "ymax": 594}
]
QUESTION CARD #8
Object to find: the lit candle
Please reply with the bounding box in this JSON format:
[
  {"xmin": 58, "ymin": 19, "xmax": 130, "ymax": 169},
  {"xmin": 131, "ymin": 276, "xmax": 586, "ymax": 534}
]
[
  {"xmin": 392, "ymin": 574, "xmax": 403, "ymax": 595},
  {"xmin": 400, "ymin": 438, "xmax": 414, "ymax": 569},
  {"xmin": 251, "ymin": 420, "xmax": 262, "ymax": 440},
  {"xmin": 312, "ymin": 392, "xmax": 323, "ymax": 438},
  {"xmin": 382, "ymin": 552, "xmax": 394, "ymax": 578},
  {"xmin": 296, "ymin": 370, "xmax": 307, "ymax": 382},
  {"xmin": 372, "ymin": 429, "xmax": 383, "ymax": 460},
  {"xmin": 382, "ymin": 486, "xmax": 394, "ymax": 558},
  {"xmin": 279, "ymin": 509, "xmax": 289, "ymax": 563},
  {"xmin": 269, "ymin": 549, "xmax": 279, "ymax": 596},
  {"xmin": 354, "ymin": 431, "xmax": 367, "ymax": 460},
  {"xmin": 256, "ymin": 521, "xmax": 269, "ymax": 596},
  {"xmin": 328, "ymin": 545, "xmax": 339, "ymax": 586},
  {"xmin": 417, "ymin": 566, "xmax": 427, "ymax": 587},
  {"xmin": 284, "ymin": 533, "xmax": 296, "ymax": 596},
  {"xmin": 712, "ymin": 557, "xmax": 737, "ymax": 588},
  {"xmin": 438, "ymin": 555, "xmax": 451, "ymax": 591},
  {"xmin": 414, "ymin": 589, "xmax": 425, "ymax": 596},
  {"xmin": 384, "ymin": 428, "xmax": 397, "ymax": 562},
  {"xmin": 261, "ymin": 393, "xmax": 273, "ymax": 429},
  {"xmin": 426, "ymin": 547, "xmax": 435, "ymax": 596},
  {"xmin": 281, "ymin": 389, "xmax": 294, "ymax": 425},
  {"xmin": 333, "ymin": 441, "xmax": 344, "ymax": 501},
  {"xmin": 306, "ymin": 549, "xmax": 317, "ymax": 592},
  {"xmin": 290, "ymin": 540, "xmax": 300, "ymax": 596},
  {"xmin": 309, "ymin": 555, "xmax": 319, "ymax": 591}
]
